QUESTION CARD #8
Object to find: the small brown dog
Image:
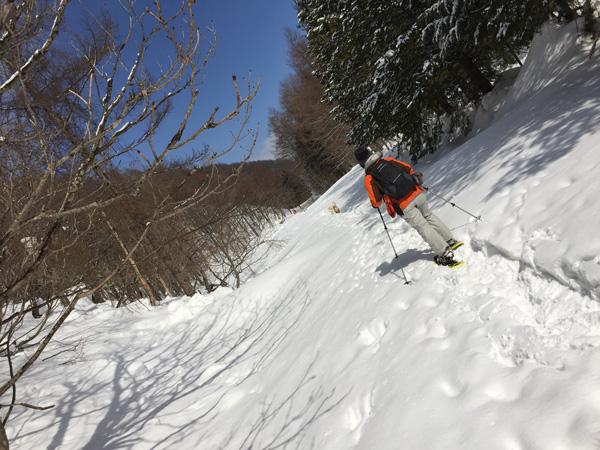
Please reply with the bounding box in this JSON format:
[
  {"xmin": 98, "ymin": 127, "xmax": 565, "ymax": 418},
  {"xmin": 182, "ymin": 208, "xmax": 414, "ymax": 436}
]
[{"xmin": 328, "ymin": 202, "xmax": 341, "ymax": 214}]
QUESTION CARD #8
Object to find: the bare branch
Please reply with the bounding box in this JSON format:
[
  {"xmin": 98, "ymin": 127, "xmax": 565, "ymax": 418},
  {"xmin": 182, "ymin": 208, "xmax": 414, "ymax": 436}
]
[{"xmin": 0, "ymin": 0, "xmax": 71, "ymax": 95}]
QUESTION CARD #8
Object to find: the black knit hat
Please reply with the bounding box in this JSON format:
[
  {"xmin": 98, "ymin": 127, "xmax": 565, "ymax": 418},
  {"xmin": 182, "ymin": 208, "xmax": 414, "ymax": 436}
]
[{"xmin": 354, "ymin": 146, "xmax": 371, "ymax": 167}]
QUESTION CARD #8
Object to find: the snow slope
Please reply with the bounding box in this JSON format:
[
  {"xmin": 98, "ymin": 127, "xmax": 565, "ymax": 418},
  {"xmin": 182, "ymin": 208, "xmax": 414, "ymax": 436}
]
[{"xmin": 5, "ymin": 20, "xmax": 600, "ymax": 450}]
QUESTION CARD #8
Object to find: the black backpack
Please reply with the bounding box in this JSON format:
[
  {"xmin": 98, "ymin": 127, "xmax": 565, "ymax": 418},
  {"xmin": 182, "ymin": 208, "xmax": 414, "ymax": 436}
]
[{"xmin": 369, "ymin": 158, "xmax": 416, "ymax": 199}]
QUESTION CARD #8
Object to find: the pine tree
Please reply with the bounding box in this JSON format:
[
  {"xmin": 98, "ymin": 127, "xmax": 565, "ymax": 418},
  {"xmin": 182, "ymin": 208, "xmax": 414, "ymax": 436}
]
[
  {"xmin": 295, "ymin": 0, "xmax": 555, "ymax": 160},
  {"xmin": 421, "ymin": 0, "xmax": 547, "ymax": 72},
  {"xmin": 298, "ymin": 0, "xmax": 458, "ymax": 158}
]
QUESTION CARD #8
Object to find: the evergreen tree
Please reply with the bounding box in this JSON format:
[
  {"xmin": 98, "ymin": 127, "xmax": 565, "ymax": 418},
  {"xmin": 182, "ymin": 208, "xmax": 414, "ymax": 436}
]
[
  {"xmin": 421, "ymin": 0, "xmax": 547, "ymax": 78},
  {"xmin": 295, "ymin": 0, "xmax": 559, "ymax": 160}
]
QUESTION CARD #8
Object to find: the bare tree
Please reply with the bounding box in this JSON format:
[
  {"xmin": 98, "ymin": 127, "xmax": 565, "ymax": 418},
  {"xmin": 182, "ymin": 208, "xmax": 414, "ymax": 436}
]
[
  {"xmin": 268, "ymin": 29, "xmax": 355, "ymax": 194},
  {"xmin": 0, "ymin": 0, "xmax": 260, "ymax": 435}
]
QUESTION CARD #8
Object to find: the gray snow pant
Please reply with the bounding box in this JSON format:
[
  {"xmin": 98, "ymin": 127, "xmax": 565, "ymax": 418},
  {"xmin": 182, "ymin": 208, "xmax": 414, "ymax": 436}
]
[{"xmin": 402, "ymin": 192, "xmax": 454, "ymax": 257}]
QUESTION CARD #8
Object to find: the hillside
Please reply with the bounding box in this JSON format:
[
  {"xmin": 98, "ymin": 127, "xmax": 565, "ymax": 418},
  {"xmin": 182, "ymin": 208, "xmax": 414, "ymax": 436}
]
[{"xmin": 5, "ymin": 20, "xmax": 600, "ymax": 450}]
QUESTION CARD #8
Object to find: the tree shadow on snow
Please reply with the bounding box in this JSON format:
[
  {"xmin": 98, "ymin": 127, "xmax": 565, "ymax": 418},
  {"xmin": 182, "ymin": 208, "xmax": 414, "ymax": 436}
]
[
  {"xmin": 425, "ymin": 47, "xmax": 600, "ymax": 207},
  {"xmin": 218, "ymin": 356, "xmax": 349, "ymax": 450},
  {"xmin": 44, "ymin": 282, "xmax": 345, "ymax": 449}
]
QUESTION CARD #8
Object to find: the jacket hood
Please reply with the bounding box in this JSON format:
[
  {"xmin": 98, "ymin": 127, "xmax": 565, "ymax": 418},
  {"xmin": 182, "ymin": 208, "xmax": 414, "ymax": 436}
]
[{"xmin": 364, "ymin": 151, "xmax": 382, "ymax": 171}]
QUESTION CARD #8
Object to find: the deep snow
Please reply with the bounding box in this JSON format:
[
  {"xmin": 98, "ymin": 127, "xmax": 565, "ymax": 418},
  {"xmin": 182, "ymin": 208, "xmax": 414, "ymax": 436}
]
[{"xmin": 4, "ymin": 20, "xmax": 600, "ymax": 450}]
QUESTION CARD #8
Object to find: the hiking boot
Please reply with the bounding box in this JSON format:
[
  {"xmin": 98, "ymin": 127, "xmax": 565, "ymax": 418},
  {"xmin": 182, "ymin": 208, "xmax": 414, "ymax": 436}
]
[
  {"xmin": 434, "ymin": 249, "xmax": 457, "ymax": 266},
  {"xmin": 447, "ymin": 239, "xmax": 464, "ymax": 250}
]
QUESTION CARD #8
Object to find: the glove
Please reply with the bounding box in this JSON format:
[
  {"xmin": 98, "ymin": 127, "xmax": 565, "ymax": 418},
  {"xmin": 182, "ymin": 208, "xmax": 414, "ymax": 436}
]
[
  {"xmin": 412, "ymin": 171, "xmax": 424, "ymax": 186},
  {"xmin": 383, "ymin": 195, "xmax": 397, "ymax": 218}
]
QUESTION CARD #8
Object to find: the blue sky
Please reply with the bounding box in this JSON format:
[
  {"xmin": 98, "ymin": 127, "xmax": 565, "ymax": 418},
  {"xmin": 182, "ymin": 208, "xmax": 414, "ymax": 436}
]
[
  {"xmin": 195, "ymin": 0, "xmax": 300, "ymax": 163},
  {"xmin": 64, "ymin": 0, "xmax": 300, "ymax": 165},
  {"xmin": 196, "ymin": 0, "xmax": 297, "ymax": 163}
]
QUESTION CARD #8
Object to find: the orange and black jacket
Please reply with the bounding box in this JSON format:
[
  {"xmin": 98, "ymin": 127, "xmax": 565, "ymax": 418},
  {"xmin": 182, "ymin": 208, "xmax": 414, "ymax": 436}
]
[{"xmin": 364, "ymin": 155, "xmax": 423, "ymax": 212}]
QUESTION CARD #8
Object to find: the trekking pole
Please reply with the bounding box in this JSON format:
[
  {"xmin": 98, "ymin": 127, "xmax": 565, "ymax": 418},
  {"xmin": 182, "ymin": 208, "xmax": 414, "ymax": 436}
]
[
  {"xmin": 377, "ymin": 207, "xmax": 410, "ymax": 285},
  {"xmin": 422, "ymin": 186, "xmax": 482, "ymax": 222}
]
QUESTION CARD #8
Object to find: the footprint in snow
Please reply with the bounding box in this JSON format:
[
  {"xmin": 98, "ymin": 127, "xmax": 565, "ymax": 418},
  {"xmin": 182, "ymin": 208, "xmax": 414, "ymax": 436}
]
[
  {"xmin": 342, "ymin": 392, "xmax": 374, "ymax": 444},
  {"xmin": 357, "ymin": 318, "xmax": 389, "ymax": 353},
  {"xmin": 436, "ymin": 378, "xmax": 465, "ymax": 398}
]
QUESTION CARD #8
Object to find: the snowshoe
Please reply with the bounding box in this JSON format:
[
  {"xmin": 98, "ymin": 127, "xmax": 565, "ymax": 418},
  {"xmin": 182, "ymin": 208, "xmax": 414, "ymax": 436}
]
[
  {"xmin": 447, "ymin": 239, "xmax": 464, "ymax": 251},
  {"xmin": 433, "ymin": 249, "xmax": 464, "ymax": 268}
]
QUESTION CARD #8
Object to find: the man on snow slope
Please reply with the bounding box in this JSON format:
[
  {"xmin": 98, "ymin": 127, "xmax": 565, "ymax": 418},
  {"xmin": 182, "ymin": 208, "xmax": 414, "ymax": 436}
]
[{"xmin": 355, "ymin": 146, "xmax": 462, "ymax": 267}]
